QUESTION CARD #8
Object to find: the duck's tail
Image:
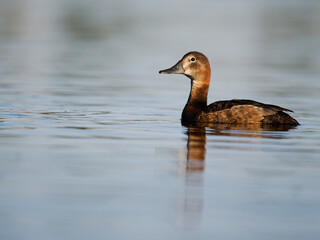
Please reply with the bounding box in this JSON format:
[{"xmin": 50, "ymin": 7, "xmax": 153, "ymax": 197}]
[{"xmin": 262, "ymin": 111, "xmax": 300, "ymax": 126}]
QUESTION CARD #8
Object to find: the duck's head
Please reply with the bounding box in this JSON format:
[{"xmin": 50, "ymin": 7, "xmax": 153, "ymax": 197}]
[{"xmin": 159, "ymin": 51, "xmax": 211, "ymax": 81}]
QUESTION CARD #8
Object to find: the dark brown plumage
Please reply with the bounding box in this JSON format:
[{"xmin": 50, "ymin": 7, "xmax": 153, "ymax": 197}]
[{"xmin": 159, "ymin": 51, "xmax": 299, "ymax": 127}]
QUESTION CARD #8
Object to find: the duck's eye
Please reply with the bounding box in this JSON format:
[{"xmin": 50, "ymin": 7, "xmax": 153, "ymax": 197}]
[{"xmin": 190, "ymin": 57, "xmax": 196, "ymax": 62}]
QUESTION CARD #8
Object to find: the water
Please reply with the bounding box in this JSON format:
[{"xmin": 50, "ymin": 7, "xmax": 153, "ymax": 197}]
[{"xmin": 1, "ymin": 0, "xmax": 320, "ymax": 239}]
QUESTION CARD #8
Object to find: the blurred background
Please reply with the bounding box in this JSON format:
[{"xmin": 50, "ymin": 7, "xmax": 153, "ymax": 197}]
[
  {"xmin": 0, "ymin": 0, "xmax": 320, "ymax": 240},
  {"xmin": 1, "ymin": 0, "xmax": 319, "ymax": 102}
]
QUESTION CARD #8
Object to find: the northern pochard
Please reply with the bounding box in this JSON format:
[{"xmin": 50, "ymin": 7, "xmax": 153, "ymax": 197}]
[{"xmin": 159, "ymin": 51, "xmax": 299, "ymax": 126}]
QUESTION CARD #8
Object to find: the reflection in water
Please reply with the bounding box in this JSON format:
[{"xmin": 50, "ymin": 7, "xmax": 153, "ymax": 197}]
[
  {"xmin": 177, "ymin": 123, "xmax": 296, "ymax": 228},
  {"xmin": 186, "ymin": 127, "xmax": 207, "ymax": 172},
  {"xmin": 176, "ymin": 127, "xmax": 206, "ymax": 228},
  {"xmin": 184, "ymin": 123, "xmax": 297, "ymax": 170}
]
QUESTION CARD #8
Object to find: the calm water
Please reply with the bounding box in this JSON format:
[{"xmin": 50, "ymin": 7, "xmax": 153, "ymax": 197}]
[{"xmin": 1, "ymin": 1, "xmax": 320, "ymax": 239}]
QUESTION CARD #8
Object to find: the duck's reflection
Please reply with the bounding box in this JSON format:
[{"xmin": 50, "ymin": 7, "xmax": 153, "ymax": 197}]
[
  {"xmin": 176, "ymin": 123, "xmax": 297, "ymax": 228},
  {"xmin": 176, "ymin": 127, "xmax": 206, "ymax": 228},
  {"xmin": 185, "ymin": 127, "xmax": 207, "ymax": 171}
]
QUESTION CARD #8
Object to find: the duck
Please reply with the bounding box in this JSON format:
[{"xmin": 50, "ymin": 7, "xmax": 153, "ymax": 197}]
[{"xmin": 159, "ymin": 51, "xmax": 299, "ymax": 126}]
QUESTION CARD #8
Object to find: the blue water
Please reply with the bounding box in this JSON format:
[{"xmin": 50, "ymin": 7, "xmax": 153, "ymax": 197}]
[{"xmin": 1, "ymin": 1, "xmax": 320, "ymax": 239}]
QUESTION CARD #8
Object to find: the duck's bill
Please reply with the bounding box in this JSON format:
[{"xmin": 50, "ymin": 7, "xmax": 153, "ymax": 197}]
[{"xmin": 159, "ymin": 60, "xmax": 184, "ymax": 74}]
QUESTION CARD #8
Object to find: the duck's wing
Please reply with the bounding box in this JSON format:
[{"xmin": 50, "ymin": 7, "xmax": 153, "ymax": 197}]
[
  {"xmin": 206, "ymin": 99, "xmax": 293, "ymax": 113},
  {"xmin": 203, "ymin": 99, "xmax": 298, "ymax": 125}
]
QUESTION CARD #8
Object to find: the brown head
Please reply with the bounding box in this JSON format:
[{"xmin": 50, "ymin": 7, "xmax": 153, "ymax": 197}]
[
  {"xmin": 159, "ymin": 52, "xmax": 212, "ymax": 124},
  {"xmin": 159, "ymin": 51, "xmax": 211, "ymax": 86}
]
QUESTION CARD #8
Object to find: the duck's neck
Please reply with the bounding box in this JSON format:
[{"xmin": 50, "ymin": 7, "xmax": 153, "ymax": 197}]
[{"xmin": 182, "ymin": 75, "xmax": 210, "ymax": 123}]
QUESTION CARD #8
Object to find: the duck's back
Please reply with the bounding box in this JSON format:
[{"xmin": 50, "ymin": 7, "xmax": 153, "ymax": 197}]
[{"xmin": 199, "ymin": 99, "xmax": 299, "ymax": 125}]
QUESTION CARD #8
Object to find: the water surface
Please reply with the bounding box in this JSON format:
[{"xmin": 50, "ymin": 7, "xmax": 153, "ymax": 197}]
[{"xmin": 1, "ymin": 1, "xmax": 320, "ymax": 239}]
